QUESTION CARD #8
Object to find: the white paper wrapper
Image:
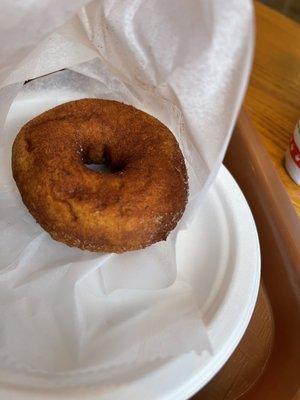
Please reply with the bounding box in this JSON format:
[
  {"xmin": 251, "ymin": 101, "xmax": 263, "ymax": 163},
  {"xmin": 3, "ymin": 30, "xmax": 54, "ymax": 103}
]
[{"xmin": 0, "ymin": 0, "xmax": 254, "ymax": 390}]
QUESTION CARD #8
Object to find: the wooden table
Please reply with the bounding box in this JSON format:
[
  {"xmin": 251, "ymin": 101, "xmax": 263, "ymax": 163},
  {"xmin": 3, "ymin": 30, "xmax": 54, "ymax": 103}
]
[{"xmin": 244, "ymin": 1, "xmax": 300, "ymax": 215}]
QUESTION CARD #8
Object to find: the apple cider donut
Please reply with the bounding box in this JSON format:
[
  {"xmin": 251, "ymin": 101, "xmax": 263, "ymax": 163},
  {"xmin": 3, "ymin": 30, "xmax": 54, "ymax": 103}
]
[{"xmin": 12, "ymin": 99, "xmax": 188, "ymax": 253}]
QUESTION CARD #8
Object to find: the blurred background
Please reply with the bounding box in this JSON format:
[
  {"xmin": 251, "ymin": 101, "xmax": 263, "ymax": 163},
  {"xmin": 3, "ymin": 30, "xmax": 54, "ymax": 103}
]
[{"xmin": 260, "ymin": 0, "xmax": 300, "ymax": 22}]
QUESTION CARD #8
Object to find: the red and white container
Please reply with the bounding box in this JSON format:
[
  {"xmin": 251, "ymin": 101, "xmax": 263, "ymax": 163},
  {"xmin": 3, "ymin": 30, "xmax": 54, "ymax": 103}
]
[{"xmin": 285, "ymin": 120, "xmax": 300, "ymax": 185}]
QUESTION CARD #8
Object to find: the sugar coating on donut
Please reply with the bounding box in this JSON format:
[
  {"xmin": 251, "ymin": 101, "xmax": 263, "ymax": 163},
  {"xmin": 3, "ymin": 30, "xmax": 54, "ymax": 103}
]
[{"xmin": 12, "ymin": 99, "xmax": 188, "ymax": 253}]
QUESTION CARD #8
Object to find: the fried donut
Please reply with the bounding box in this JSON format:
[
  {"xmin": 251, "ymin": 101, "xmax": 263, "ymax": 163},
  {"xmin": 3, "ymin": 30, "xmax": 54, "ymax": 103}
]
[{"xmin": 12, "ymin": 99, "xmax": 188, "ymax": 253}]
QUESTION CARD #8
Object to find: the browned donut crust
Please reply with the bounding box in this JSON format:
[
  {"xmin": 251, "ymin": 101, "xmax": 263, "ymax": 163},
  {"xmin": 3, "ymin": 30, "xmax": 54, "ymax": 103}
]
[{"xmin": 12, "ymin": 99, "xmax": 188, "ymax": 253}]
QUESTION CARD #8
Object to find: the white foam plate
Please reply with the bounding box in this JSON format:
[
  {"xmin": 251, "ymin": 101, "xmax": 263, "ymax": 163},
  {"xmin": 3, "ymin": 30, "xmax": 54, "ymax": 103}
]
[{"xmin": 0, "ymin": 93, "xmax": 260, "ymax": 400}]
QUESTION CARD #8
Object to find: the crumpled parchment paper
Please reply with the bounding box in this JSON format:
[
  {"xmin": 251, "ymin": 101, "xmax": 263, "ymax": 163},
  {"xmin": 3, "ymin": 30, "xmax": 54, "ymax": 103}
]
[{"xmin": 0, "ymin": 0, "xmax": 254, "ymax": 389}]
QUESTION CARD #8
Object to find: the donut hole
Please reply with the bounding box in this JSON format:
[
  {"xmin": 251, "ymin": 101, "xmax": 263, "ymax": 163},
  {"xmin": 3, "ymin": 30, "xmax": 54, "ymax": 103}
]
[
  {"xmin": 83, "ymin": 146, "xmax": 126, "ymax": 174},
  {"xmin": 85, "ymin": 162, "xmax": 125, "ymax": 174},
  {"xmin": 85, "ymin": 163, "xmax": 111, "ymax": 173}
]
